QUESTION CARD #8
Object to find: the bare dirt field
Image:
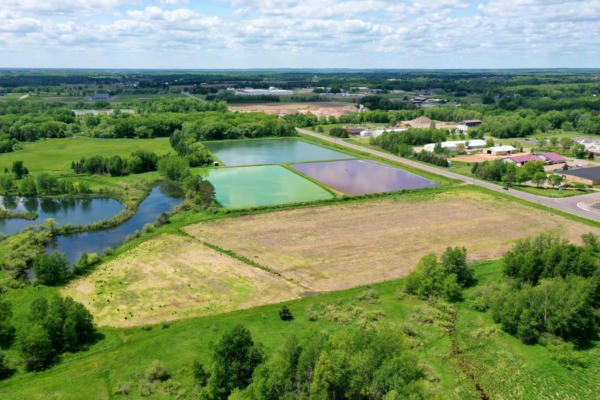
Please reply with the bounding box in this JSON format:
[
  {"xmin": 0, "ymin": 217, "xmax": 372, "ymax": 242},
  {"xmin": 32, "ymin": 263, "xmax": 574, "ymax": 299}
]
[
  {"xmin": 229, "ymin": 102, "xmax": 357, "ymax": 118},
  {"xmin": 185, "ymin": 188, "xmax": 600, "ymax": 292},
  {"xmin": 63, "ymin": 234, "xmax": 301, "ymax": 327},
  {"xmin": 449, "ymin": 152, "xmax": 529, "ymax": 163}
]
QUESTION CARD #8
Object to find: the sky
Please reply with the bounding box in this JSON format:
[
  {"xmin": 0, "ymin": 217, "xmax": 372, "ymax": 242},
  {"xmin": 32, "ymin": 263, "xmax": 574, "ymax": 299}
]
[{"xmin": 0, "ymin": 0, "xmax": 599, "ymax": 69}]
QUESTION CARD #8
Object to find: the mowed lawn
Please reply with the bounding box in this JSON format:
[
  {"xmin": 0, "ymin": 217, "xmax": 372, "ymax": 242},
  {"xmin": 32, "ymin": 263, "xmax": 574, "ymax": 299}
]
[
  {"xmin": 185, "ymin": 187, "xmax": 600, "ymax": 292},
  {"xmin": 63, "ymin": 234, "xmax": 302, "ymax": 327},
  {"xmin": 0, "ymin": 137, "xmax": 172, "ymax": 174}
]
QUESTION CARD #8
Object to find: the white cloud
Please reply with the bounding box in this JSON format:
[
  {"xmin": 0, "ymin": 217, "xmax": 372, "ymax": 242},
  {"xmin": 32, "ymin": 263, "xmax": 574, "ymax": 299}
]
[
  {"xmin": 0, "ymin": 0, "xmax": 599, "ymax": 67},
  {"xmin": 158, "ymin": 0, "xmax": 189, "ymax": 5},
  {"xmin": 4, "ymin": 0, "xmax": 140, "ymax": 15}
]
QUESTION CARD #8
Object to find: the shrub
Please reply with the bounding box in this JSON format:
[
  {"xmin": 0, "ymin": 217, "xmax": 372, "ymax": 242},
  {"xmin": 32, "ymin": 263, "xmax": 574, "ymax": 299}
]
[
  {"xmin": 405, "ymin": 247, "xmax": 474, "ymax": 301},
  {"xmin": 146, "ymin": 360, "xmax": 169, "ymax": 382},
  {"xmin": 0, "ymin": 301, "xmax": 15, "ymax": 349},
  {"xmin": 356, "ymin": 288, "xmax": 379, "ymax": 303},
  {"xmin": 0, "ymin": 353, "xmax": 14, "ymax": 380},
  {"xmin": 193, "ymin": 360, "xmax": 210, "ymax": 385},
  {"xmin": 33, "ymin": 252, "xmax": 69, "ymax": 286},
  {"xmin": 539, "ymin": 335, "xmax": 589, "ymax": 369},
  {"xmin": 329, "ymin": 127, "xmax": 349, "ymax": 138},
  {"xmin": 279, "ymin": 305, "xmax": 294, "ymax": 321},
  {"xmin": 21, "ymin": 323, "xmax": 54, "ymax": 371},
  {"xmin": 114, "ymin": 382, "xmax": 131, "ymax": 395},
  {"xmin": 158, "ymin": 155, "xmax": 190, "ymax": 181}
]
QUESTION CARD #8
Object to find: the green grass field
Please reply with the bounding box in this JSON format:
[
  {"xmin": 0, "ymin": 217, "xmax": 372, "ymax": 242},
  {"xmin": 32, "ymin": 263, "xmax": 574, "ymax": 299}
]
[
  {"xmin": 0, "ymin": 137, "xmax": 172, "ymax": 175},
  {"xmin": 1, "ymin": 260, "xmax": 598, "ymax": 399}
]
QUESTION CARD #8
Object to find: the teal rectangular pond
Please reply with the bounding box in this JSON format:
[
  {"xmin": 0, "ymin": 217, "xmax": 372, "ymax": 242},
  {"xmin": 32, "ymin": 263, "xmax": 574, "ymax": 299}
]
[
  {"xmin": 204, "ymin": 138, "xmax": 353, "ymax": 166},
  {"xmin": 204, "ymin": 166, "xmax": 333, "ymax": 209}
]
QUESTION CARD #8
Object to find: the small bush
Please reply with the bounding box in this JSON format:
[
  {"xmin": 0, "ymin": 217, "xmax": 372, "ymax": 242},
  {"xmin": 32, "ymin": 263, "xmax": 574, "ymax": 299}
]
[
  {"xmin": 146, "ymin": 360, "xmax": 169, "ymax": 382},
  {"xmin": 471, "ymin": 326, "xmax": 500, "ymax": 339},
  {"xmin": 142, "ymin": 223, "xmax": 155, "ymax": 234},
  {"xmin": 103, "ymin": 247, "xmax": 113, "ymax": 256},
  {"xmin": 279, "ymin": 305, "xmax": 294, "ymax": 321},
  {"xmin": 399, "ymin": 323, "xmax": 418, "ymax": 337},
  {"xmin": 192, "ymin": 360, "xmax": 210, "ymax": 386},
  {"xmin": 0, "ymin": 353, "xmax": 14, "ymax": 380},
  {"xmin": 88, "ymin": 253, "xmax": 100, "ymax": 264},
  {"xmin": 356, "ymin": 288, "xmax": 379, "ymax": 303},
  {"xmin": 114, "ymin": 382, "xmax": 131, "ymax": 395}
]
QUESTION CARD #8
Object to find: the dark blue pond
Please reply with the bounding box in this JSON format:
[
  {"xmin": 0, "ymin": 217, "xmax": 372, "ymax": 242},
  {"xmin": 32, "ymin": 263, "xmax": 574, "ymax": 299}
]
[
  {"xmin": 291, "ymin": 159, "xmax": 437, "ymax": 195},
  {"xmin": 47, "ymin": 184, "xmax": 184, "ymax": 264},
  {"xmin": 0, "ymin": 195, "xmax": 125, "ymax": 236}
]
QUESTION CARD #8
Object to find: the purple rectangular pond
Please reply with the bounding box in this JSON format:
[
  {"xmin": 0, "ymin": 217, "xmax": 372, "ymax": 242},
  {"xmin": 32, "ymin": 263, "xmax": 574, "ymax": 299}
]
[{"xmin": 290, "ymin": 159, "xmax": 437, "ymax": 195}]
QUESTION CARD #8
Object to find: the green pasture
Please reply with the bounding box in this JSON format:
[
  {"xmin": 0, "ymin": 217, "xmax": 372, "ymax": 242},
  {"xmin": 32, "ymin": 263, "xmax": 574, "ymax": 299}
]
[{"xmin": 0, "ymin": 137, "xmax": 172, "ymax": 175}]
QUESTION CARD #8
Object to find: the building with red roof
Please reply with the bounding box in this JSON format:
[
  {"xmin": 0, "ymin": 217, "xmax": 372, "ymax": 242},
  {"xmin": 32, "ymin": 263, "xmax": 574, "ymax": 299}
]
[
  {"xmin": 540, "ymin": 152, "xmax": 567, "ymax": 164},
  {"xmin": 503, "ymin": 154, "xmax": 543, "ymax": 166}
]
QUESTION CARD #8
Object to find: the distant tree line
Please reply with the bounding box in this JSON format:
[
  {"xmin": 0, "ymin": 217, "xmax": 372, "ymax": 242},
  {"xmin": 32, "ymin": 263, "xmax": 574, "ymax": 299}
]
[
  {"xmin": 0, "ymin": 161, "xmax": 91, "ymax": 195},
  {"xmin": 71, "ymin": 150, "xmax": 160, "ymax": 177}
]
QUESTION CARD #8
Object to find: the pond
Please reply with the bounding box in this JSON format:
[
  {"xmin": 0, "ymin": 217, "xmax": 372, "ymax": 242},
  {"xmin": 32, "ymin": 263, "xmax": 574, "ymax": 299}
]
[
  {"xmin": 0, "ymin": 195, "xmax": 125, "ymax": 236},
  {"xmin": 204, "ymin": 138, "xmax": 353, "ymax": 166},
  {"xmin": 291, "ymin": 160, "xmax": 437, "ymax": 195},
  {"xmin": 47, "ymin": 184, "xmax": 184, "ymax": 264},
  {"xmin": 204, "ymin": 166, "xmax": 333, "ymax": 209}
]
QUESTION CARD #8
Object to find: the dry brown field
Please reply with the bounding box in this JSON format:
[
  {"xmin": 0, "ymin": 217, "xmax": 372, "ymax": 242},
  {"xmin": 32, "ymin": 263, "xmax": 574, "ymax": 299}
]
[
  {"xmin": 228, "ymin": 102, "xmax": 357, "ymax": 117},
  {"xmin": 63, "ymin": 234, "xmax": 302, "ymax": 327},
  {"xmin": 449, "ymin": 153, "xmax": 530, "ymax": 163},
  {"xmin": 185, "ymin": 188, "xmax": 600, "ymax": 292}
]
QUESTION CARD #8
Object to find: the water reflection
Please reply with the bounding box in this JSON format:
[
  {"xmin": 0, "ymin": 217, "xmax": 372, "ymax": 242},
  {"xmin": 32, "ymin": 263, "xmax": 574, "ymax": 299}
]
[
  {"xmin": 48, "ymin": 184, "xmax": 184, "ymax": 263},
  {"xmin": 0, "ymin": 195, "xmax": 125, "ymax": 236},
  {"xmin": 205, "ymin": 138, "xmax": 353, "ymax": 166},
  {"xmin": 291, "ymin": 160, "xmax": 437, "ymax": 195}
]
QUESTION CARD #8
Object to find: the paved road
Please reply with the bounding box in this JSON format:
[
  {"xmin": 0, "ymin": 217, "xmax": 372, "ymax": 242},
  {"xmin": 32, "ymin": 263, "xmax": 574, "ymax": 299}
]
[
  {"xmin": 182, "ymin": 92, "xmax": 205, "ymax": 102},
  {"xmin": 297, "ymin": 128, "xmax": 600, "ymax": 223}
]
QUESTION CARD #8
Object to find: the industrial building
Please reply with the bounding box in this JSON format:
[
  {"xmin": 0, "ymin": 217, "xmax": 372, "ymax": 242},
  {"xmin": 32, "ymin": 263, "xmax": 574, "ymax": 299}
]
[
  {"xmin": 423, "ymin": 139, "xmax": 486, "ymax": 152},
  {"xmin": 561, "ymin": 166, "xmax": 600, "ymax": 186},
  {"xmin": 486, "ymin": 145, "xmax": 516, "ymax": 156},
  {"xmin": 232, "ymin": 87, "xmax": 294, "ymax": 96},
  {"xmin": 456, "ymin": 119, "xmax": 482, "ymax": 132}
]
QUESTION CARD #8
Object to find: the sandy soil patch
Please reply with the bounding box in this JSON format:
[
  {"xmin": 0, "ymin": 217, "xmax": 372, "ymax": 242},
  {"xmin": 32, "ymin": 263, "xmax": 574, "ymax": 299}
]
[
  {"xmin": 185, "ymin": 189, "xmax": 600, "ymax": 292},
  {"xmin": 229, "ymin": 102, "xmax": 357, "ymax": 118},
  {"xmin": 450, "ymin": 153, "xmax": 504, "ymax": 162},
  {"xmin": 63, "ymin": 234, "xmax": 301, "ymax": 327}
]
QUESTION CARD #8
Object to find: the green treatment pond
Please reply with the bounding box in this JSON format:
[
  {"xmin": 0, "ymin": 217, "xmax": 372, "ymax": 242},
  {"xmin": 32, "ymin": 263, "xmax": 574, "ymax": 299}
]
[
  {"xmin": 205, "ymin": 166, "xmax": 333, "ymax": 209},
  {"xmin": 204, "ymin": 138, "xmax": 353, "ymax": 166}
]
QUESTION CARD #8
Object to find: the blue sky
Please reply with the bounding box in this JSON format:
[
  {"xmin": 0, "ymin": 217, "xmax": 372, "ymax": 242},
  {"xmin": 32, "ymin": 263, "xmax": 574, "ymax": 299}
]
[{"xmin": 1, "ymin": 0, "xmax": 599, "ymax": 68}]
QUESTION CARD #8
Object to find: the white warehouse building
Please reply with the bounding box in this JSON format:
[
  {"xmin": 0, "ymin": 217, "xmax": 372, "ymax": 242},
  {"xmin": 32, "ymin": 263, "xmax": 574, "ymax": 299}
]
[
  {"xmin": 233, "ymin": 87, "xmax": 294, "ymax": 96},
  {"xmin": 423, "ymin": 139, "xmax": 485, "ymax": 153}
]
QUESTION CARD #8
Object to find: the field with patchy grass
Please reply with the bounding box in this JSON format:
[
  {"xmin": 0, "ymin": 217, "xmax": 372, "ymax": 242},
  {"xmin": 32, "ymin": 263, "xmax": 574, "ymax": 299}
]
[
  {"xmin": 2, "ymin": 260, "xmax": 599, "ymax": 399},
  {"xmin": 63, "ymin": 234, "xmax": 302, "ymax": 327},
  {"xmin": 0, "ymin": 137, "xmax": 171, "ymax": 174},
  {"xmin": 185, "ymin": 187, "xmax": 600, "ymax": 292}
]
